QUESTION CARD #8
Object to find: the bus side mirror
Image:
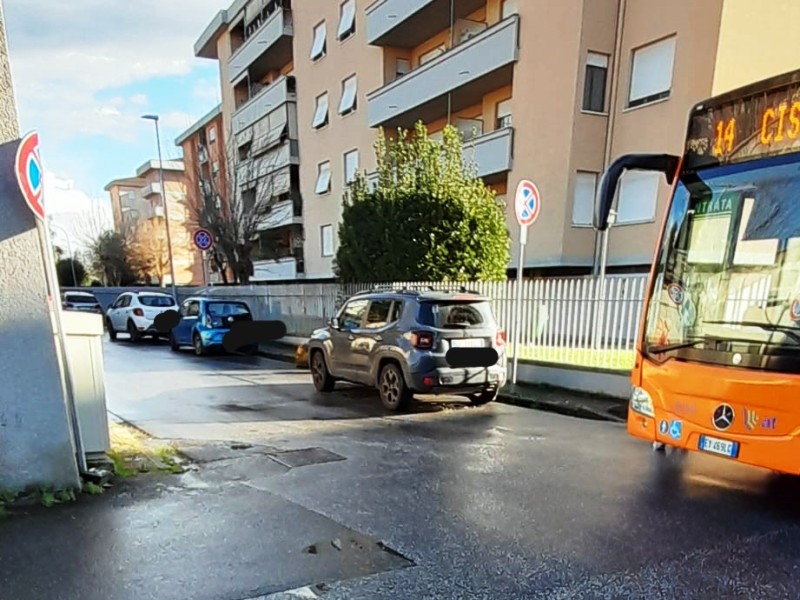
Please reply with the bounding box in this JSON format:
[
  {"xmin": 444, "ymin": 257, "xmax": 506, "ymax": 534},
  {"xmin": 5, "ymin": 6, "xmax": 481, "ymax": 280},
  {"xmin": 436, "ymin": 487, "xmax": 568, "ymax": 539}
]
[{"xmin": 594, "ymin": 153, "xmax": 681, "ymax": 231}]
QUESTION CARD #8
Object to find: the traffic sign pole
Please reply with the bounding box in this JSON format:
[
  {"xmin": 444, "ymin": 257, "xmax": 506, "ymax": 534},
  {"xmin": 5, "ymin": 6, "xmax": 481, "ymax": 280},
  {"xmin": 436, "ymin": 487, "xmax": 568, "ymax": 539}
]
[
  {"xmin": 511, "ymin": 180, "xmax": 541, "ymax": 386},
  {"xmin": 512, "ymin": 223, "xmax": 527, "ymax": 385}
]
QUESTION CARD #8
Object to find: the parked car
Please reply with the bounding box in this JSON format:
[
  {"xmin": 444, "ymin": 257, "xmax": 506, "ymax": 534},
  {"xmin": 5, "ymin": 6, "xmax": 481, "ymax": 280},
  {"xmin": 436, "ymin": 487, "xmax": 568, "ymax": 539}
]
[
  {"xmin": 308, "ymin": 287, "xmax": 507, "ymax": 410},
  {"xmin": 170, "ymin": 297, "xmax": 257, "ymax": 356},
  {"xmin": 106, "ymin": 291, "xmax": 177, "ymax": 342},
  {"xmin": 61, "ymin": 291, "xmax": 103, "ymax": 315}
]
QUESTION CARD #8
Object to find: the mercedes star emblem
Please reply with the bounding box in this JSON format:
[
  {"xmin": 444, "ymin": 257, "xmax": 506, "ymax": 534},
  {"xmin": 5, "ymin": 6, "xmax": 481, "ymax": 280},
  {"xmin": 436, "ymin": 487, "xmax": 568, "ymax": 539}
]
[{"xmin": 712, "ymin": 403, "xmax": 735, "ymax": 431}]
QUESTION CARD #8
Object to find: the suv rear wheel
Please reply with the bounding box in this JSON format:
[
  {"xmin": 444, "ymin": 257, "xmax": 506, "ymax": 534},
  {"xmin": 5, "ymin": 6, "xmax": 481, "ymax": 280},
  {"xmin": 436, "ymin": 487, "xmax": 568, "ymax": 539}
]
[
  {"xmin": 469, "ymin": 388, "xmax": 498, "ymax": 406},
  {"xmin": 127, "ymin": 320, "xmax": 141, "ymax": 343},
  {"xmin": 311, "ymin": 350, "xmax": 335, "ymax": 392},
  {"xmin": 378, "ymin": 363, "xmax": 412, "ymax": 411}
]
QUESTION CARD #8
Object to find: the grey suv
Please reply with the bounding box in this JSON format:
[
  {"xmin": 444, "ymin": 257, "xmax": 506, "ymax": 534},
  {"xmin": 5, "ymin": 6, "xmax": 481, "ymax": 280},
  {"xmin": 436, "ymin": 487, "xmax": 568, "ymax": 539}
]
[{"xmin": 308, "ymin": 287, "xmax": 507, "ymax": 410}]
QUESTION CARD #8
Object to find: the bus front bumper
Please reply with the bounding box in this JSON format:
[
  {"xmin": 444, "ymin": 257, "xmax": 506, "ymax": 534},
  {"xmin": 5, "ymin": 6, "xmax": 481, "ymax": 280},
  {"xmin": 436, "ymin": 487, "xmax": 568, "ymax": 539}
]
[{"xmin": 628, "ymin": 407, "xmax": 800, "ymax": 476}]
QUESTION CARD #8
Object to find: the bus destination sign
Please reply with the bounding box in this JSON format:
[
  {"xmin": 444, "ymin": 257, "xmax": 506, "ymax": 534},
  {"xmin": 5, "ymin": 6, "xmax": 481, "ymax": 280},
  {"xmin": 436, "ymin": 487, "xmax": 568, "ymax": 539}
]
[{"xmin": 685, "ymin": 76, "xmax": 800, "ymax": 171}]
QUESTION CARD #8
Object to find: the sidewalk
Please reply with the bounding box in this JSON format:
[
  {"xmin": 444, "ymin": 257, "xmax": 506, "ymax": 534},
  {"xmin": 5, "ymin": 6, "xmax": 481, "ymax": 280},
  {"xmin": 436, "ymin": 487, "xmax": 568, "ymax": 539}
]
[{"xmin": 259, "ymin": 340, "xmax": 628, "ymax": 423}]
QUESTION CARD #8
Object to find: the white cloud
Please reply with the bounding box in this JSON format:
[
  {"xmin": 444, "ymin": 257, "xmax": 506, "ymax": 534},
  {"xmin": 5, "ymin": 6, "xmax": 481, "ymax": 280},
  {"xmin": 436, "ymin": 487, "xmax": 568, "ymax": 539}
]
[
  {"xmin": 4, "ymin": 0, "xmax": 223, "ymax": 143},
  {"xmin": 44, "ymin": 171, "xmax": 114, "ymax": 252},
  {"xmin": 130, "ymin": 94, "xmax": 149, "ymax": 106}
]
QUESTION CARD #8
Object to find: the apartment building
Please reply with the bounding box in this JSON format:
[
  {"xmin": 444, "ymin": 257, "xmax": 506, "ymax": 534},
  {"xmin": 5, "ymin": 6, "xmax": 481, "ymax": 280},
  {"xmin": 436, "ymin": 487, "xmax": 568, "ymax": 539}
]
[
  {"xmin": 105, "ymin": 159, "xmax": 203, "ymax": 285},
  {"xmin": 194, "ymin": 0, "xmax": 726, "ymax": 281}
]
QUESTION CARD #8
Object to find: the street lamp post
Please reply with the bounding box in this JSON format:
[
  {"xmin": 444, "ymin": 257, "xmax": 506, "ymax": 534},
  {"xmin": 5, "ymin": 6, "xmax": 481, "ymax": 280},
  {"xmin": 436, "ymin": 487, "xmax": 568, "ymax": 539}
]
[
  {"xmin": 49, "ymin": 219, "xmax": 78, "ymax": 286},
  {"xmin": 142, "ymin": 114, "xmax": 178, "ymax": 300}
]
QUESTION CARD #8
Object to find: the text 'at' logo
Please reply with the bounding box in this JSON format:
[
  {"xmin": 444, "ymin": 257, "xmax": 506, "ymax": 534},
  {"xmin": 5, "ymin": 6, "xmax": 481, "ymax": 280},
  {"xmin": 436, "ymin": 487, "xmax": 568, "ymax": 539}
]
[
  {"xmin": 712, "ymin": 403, "xmax": 735, "ymax": 431},
  {"xmin": 744, "ymin": 409, "xmax": 777, "ymax": 431}
]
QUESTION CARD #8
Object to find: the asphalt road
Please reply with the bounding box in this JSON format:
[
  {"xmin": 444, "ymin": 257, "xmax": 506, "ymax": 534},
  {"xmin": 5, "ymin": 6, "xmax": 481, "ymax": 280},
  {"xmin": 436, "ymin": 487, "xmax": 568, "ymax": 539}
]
[{"xmin": 9, "ymin": 337, "xmax": 800, "ymax": 600}]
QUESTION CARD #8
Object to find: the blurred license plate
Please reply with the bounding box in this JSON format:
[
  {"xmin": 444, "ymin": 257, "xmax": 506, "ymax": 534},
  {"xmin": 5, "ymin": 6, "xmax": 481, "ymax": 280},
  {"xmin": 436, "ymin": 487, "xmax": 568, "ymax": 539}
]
[
  {"xmin": 451, "ymin": 339, "xmax": 485, "ymax": 348},
  {"xmin": 698, "ymin": 435, "xmax": 739, "ymax": 458}
]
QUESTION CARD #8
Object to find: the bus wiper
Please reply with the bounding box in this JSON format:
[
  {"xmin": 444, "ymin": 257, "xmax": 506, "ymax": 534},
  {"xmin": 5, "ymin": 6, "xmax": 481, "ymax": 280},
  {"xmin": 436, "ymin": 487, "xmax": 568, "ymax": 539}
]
[
  {"xmin": 647, "ymin": 339, "xmax": 707, "ymax": 353},
  {"xmin": 703, "ymin": 320, "xmax": 800, "ymax": 344}
]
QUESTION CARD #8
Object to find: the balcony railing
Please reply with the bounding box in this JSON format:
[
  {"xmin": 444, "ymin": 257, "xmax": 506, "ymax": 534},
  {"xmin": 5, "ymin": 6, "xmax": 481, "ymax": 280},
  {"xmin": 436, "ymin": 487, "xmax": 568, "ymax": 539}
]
[
  {"xmin": 228, "ymin": 9, "xmax": 293, "ymax": 84},
  {"xmin": 232, "ymin": 75, "xmax": 296, "ymax": 135},
  {"xmin": 142, "ymin": 182, "xmax": 162, "ymax": 198},
  {"xmin": 365, "ymin": 0, "xmax": 485, "ymax": 47},
  {"xmin": 367, "ymin": 15, "xmax": 519, "ymax": 128}
]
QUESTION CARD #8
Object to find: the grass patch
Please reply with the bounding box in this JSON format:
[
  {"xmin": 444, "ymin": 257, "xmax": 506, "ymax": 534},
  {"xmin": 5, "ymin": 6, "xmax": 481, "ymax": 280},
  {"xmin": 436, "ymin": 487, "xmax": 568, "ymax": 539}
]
[
  {"xmin": 508, "ymin": 344, "xmax": 635, "ymax": 371},
  {"xmin": 108, "ymin": 422, "xmax": 185, "ymax": 477}
]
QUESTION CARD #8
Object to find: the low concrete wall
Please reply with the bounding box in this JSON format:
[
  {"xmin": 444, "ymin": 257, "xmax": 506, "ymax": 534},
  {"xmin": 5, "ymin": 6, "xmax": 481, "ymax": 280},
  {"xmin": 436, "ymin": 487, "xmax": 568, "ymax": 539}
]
[{"xmin": 515, "ymin": 361, "xmax": 632, "ymax": 399}]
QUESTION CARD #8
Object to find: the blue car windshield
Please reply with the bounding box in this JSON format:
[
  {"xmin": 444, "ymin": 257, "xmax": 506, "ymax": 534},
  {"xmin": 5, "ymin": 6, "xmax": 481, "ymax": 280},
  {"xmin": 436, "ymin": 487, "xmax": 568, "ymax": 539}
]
[{"xmin": 206, "ymin": 302, "xmax": 250, "ymax": 317}]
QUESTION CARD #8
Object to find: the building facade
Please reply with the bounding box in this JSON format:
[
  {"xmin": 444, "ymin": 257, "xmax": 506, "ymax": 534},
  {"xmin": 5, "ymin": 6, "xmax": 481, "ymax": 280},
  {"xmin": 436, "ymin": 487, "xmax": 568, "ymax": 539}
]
[
  {"xmin": 105, "ymin": 160, "xmax": 203, "ymax": 286},
  {"xmin": 194, "ymin": 0, "xmax": 726, "ymax": 280}
]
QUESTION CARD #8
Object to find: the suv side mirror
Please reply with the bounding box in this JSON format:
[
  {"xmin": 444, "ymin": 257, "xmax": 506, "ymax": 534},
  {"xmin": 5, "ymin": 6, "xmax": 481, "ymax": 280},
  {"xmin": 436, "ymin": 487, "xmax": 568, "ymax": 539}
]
[{"xmin": 329, "ymin": 317, "xmax": 340, "ymax": 330}]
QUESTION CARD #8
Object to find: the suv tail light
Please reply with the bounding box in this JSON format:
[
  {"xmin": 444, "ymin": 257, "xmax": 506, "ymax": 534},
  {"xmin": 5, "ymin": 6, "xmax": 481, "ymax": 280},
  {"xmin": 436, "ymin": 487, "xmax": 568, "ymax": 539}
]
[
  {"xmin": 411, "ymin": 331, "xmax": 435, "ymax": 350},
  {"xmin": 133, "ymin": 308, "xmax": 144, "ymax": 317},
  {"xmin": 496, "ymin": 329, "xmax": 506, "ymax": 347}
]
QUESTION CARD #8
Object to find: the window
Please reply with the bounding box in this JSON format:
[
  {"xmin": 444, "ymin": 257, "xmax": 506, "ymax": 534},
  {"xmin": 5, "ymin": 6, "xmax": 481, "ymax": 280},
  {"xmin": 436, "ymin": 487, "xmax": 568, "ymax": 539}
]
[
  {"xmin": 337, "ymin": 0, "xmax": 356, "ymax": 41},
  {"xmin": 339, "ymin": 75, "xmax": 357, "ymax": 115},
  {"xmin": 183, "ymin": 301, "xmax": 200, "ymax": 317},
  {"xmin": 344, "ymin": 149, "xmax": 359, "ymax": 185},
  {"xmin": 583, "ymin": 53, "xmax": 609, "ymax": 113},
  {"xmin": 419, "ymin": 45, "xmax": 445, "ymax": 66},
  {"xmin": 501, "ymin": 0, "xmax": 518, "ymax": 18},
  {"xmin": 389, "ymin": 301, "xmax": 403, "ymax": 323},
  {"xmin": 572, "ymin": 171, "xmax": 597, "ymax": 227},
  {"xmin": 212, "ymin": 161, "xmax": 220, "ymax": 176},
  {"xmin": 316, "ymin": 161, "xmax": 332, "ymax": 194},
  {"xmin": 496, "ymin": 98, "xmax": 512, "ymax": 128},
  {"xmin": 311, "ymin": 21, "xmax": 327, "ymax": 61},
  {"xmin": 396, "ymin": 58, "xmax": 411, "ymax": 79},
  {"xmin": 312, "ymin": 92, "xmax": 329, "ymax": 129},
  {"xmin": 139, "ymin": 295, "xmax": 175, "ymax": 307},
  {"xmin": 616, "ymin": 170, "xmax": 660, "ymax": 224},
  {"xmin": 365, "ymin": 300, "xmax": 393, "ymax": 329},
  {"xmin": 629, "ymin": 36, "xmax": 676, "ymax": 108},
  {"xmin": 208, "ymin": 126, "xmax": 217, "ymax": 143},
  {"xmin": 340, "ymin": 298, "xmax": 368, "ymax": 330},
  {"xmin": 321, "ymin": 224, "xmax": 334, "ymax": 256}
]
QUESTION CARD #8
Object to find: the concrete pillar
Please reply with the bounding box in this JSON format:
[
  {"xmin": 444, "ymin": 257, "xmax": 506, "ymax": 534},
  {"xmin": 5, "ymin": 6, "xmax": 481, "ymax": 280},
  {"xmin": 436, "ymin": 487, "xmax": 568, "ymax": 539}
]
[{"xmin": 0, "ymin": 0, "xmax": 80, "ymax": 492}]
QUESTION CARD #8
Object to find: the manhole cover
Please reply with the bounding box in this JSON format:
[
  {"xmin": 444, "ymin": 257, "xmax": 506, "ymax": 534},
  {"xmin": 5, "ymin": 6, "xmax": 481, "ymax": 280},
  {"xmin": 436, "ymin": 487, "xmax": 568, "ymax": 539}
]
[{"xmin": 270, "ymin": 448, "xmax": 346, "ymax": 469}]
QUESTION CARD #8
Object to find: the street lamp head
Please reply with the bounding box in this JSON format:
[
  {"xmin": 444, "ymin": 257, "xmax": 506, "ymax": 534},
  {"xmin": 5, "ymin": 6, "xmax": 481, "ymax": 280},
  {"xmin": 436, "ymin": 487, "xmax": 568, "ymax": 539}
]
[{"xmin": 141, "ymin": 114, "xmax": 159, "ymax": 122}]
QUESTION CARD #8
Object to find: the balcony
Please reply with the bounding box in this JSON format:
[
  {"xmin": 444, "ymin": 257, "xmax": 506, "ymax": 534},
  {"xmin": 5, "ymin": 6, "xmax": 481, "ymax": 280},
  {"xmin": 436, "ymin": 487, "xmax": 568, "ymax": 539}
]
[
  {"xmin": 237, "ymin": 142, "xmax": 298, "ymax": 192},
  {"xmin": 367, "ymin": 15, "xmax": 519, "ymax": 129},
  {"xmin": 233, "ymin": 75, "xmax": 296, "ymax": 135},
  {"xmin": 464, "ymin": 127, "xmax": 514, "ymax": 179},
  {"xmin": 259, "ymin": 197, "xmax": 302, "ymax": 231},
  {"xmin": 366, "ymin": 0, "xmax": 485, "ymax": 47},
  {"xmin": 198, "ymin": 145, "xmax": 209, "ymax": 164},
  {"xmin": 228, "ymin": 9, "xmax": 293, "ymax": 84},
  {"xmin": 365, "ymin": 126, "xmax": 513, "ymax": 188},
  {"xmin": 142, "ymin": 182, "xmax": 162, "ymax": 198}
]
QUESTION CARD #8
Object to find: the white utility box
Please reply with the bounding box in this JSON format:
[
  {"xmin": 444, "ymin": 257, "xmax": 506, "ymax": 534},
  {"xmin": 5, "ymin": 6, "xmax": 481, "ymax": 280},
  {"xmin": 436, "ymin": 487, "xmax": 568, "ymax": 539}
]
[{"xmin": 61, "ymin": 310, "xmax": 110, "ymax": 458}]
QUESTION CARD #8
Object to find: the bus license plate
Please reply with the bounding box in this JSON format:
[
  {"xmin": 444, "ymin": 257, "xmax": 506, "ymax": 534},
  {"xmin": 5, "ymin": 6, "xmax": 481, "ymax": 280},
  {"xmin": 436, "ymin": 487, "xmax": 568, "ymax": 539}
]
[{"xmin": 698, "ymin": 435, "xmax": 739, "ymax": 459}]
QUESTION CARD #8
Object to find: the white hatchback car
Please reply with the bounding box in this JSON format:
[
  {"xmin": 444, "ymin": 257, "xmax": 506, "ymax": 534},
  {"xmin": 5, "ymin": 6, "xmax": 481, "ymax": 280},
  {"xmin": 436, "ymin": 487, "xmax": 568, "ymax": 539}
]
[{"xmin": 106, "ymin": 291, "xmax": 177, "ymax": 342}]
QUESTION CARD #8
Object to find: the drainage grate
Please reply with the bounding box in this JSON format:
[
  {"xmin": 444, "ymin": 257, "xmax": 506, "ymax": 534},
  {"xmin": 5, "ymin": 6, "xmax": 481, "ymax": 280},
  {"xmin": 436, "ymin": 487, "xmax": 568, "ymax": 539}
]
[{"xmin": 269, "ymin": 448, "xmax": 346, "ymax": 469}]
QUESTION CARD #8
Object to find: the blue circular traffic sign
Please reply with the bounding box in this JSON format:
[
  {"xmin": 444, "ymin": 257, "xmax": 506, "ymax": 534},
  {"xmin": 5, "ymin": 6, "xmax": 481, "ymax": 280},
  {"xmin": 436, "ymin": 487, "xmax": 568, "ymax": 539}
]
[
  {"xmin": 515, "ymin": 180, "xmax": 541, "ymax": 227},
  {"xmin": 193, "ymin": 228, "xmax": 213, "ymax": 251}
]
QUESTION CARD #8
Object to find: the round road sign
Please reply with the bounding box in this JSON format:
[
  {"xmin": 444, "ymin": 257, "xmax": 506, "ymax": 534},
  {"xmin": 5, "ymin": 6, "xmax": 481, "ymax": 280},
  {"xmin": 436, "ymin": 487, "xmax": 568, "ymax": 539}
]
[
  {"xmin": 15, "ymin": 131, "xmax": 45, "ymax": 221},
  {"xmin": 193, "ymin": 228, "xmax": 213, "ymax": 251},
  {"xmin": 515, "ymin": 180, "xmax": 541, "ymax": 227}
]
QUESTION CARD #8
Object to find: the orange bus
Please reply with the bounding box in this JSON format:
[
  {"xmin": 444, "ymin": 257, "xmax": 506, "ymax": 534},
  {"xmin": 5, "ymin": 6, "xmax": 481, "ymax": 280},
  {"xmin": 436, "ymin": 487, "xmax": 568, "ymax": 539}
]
[{"xmin": 595, "ymin": 68, "xmax": 800, "ymax": 475}]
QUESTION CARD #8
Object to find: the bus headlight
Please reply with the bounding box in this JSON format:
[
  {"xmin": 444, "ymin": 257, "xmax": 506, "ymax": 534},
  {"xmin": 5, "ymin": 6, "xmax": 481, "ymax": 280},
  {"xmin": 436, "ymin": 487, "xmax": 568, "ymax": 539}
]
[{"xmin": 630, "ymin": 387, "xmax": 655, "ymax": 417}]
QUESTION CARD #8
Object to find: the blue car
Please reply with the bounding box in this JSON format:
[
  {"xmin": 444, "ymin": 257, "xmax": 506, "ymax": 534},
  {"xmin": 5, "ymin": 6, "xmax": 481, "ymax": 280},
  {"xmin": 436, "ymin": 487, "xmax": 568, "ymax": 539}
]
[{"xmin": 170, "ymin": 297, "xmax": 257, "ymax": 356}]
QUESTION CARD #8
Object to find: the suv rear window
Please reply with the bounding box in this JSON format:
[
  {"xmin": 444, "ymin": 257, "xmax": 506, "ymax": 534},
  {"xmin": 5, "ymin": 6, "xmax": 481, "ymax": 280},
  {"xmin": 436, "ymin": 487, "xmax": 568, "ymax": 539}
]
[
  {"xmin": 139, "ymin": 295, "xmax": 175, "ymax": 307},
  {"xmin": 417, "ymin": 300, "xmax": 495, "ymax": 329},
  {"xmin": 206, "ymin": 302, "xmax": 250, "ymax": 316}
]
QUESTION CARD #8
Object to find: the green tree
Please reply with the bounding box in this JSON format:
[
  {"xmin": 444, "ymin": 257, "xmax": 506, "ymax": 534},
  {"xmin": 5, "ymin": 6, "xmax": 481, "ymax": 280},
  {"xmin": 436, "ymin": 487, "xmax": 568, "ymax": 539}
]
[
  {"xmin": 88, "ymin": 230, "xmax": 137, "ymax": 286},
  {"xmin": 56, "ymin": 258, "xmax": 86, "ymax": 287},
  {"xmin": 335, "ymin": 122, "xmax": 510, "ymax": 283}
]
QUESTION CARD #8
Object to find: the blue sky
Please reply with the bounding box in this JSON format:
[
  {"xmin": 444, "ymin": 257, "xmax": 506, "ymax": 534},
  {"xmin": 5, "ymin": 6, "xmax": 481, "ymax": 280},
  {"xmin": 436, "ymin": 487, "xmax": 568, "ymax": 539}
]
[{"xmin": 3, "ymin": 0, "xmax": 224, "ymax": 247}]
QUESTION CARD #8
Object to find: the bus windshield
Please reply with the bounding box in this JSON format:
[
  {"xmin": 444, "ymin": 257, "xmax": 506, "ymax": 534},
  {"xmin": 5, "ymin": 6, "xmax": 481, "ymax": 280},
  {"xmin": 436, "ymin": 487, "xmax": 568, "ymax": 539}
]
[{"xmin": 644, "ymin": 152, "xmax": 800, "ymax": 367}]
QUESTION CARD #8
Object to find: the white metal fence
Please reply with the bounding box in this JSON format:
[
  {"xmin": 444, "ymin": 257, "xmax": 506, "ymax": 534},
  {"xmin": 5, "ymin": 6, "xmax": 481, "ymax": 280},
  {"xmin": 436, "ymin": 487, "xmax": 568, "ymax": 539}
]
[{"xmin": 186, "ymin": 274, "xmax": 648, "ymax": 371}]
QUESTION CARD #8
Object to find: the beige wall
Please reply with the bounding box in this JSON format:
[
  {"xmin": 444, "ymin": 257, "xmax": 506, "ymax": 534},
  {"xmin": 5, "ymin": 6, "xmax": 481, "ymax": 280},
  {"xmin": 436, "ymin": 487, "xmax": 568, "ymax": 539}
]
[
  {"xmin": 293, "ymin": 0, "xmax": 384, "ymax": 278},
  {"xmin": 506, "ymin": 0, "xmax": 584, "ymax": 268},
  {"xmin": 605, "ymin": 0, "xmax": 723, "ymax": 267},
  {"xmin": 713, "ymin": 0, "xmax": 800, "ymax": 96}
]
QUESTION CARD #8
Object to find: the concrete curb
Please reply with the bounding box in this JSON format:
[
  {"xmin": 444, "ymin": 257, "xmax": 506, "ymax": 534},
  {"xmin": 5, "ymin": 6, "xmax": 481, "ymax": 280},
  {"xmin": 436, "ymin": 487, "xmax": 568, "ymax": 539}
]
[{"xmin": 257, "ymin": 344, "xmax": 628, "ymax": 423}]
